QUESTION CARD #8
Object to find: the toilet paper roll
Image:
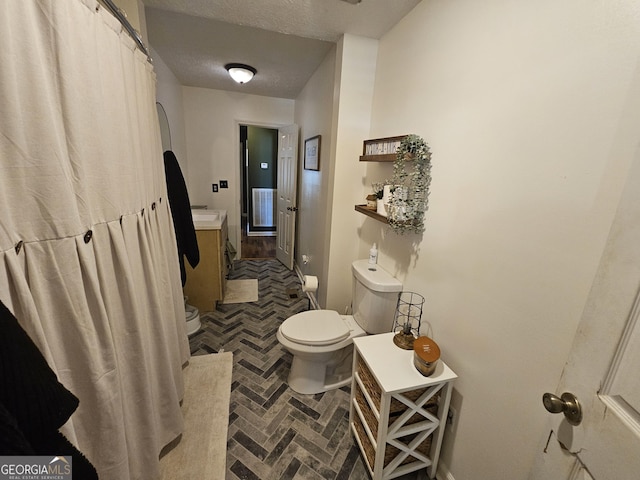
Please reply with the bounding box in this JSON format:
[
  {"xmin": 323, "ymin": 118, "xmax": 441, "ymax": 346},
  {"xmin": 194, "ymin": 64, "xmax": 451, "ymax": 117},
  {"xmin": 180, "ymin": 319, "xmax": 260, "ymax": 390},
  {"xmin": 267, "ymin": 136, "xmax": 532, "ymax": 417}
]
[{"xmin": 302, "ymin": 275, "xmax": 318, "ymax": 293}]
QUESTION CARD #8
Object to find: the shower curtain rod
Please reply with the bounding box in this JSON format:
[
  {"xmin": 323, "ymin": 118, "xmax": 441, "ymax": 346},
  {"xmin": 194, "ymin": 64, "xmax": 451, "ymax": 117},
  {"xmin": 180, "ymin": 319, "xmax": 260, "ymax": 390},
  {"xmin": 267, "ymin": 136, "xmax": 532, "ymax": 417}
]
[{"xmin": 100, "ymin": 0, "xmax": 150, "ymax": 60}]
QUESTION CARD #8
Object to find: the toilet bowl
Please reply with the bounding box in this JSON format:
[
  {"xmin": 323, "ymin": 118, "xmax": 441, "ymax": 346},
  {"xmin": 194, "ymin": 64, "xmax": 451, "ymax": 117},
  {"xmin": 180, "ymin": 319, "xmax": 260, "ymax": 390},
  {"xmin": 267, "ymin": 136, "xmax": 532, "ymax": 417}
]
[
  {"xmin": 185, "ymin": 303, "xmax": 201, "ymax": 335},
  {"xmin": 277, "ymin": 310, "xmax": 365, "ymax": 394},
  {"xmin": 277, "ymin": 260, "xmax": 402, "ymax": 394}
]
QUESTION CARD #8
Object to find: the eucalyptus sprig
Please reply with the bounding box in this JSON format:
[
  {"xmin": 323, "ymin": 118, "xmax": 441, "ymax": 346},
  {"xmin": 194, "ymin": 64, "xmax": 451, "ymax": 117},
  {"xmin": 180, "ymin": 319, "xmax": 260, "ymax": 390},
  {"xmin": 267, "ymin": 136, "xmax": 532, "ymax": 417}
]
[
  {"xmin": 371, "ymin": 182, "xmax": 386, "ymax": 199},
  {"xmin": 387, "ymin": 134, "xmax": 432, "ymax": 234}
]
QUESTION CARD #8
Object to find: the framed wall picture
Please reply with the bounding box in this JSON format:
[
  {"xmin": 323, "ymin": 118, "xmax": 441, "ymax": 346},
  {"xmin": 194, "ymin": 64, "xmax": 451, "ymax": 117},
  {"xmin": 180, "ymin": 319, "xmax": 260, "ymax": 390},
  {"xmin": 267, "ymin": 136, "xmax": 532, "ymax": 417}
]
[{"xmin": 304, "ymin": 135, "xmax": 321, "ymax": 171}]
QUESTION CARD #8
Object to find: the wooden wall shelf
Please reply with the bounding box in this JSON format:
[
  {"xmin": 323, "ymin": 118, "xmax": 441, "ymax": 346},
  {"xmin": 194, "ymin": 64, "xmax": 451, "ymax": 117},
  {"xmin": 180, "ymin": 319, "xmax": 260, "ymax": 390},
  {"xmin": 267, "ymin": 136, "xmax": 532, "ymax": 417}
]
[
  {"xmin": 355, "ymin": 205, "xmax": 388, "ymax": 224},
  {"xmin": 359, "ymin": 153, "xmax": 396, "ymax": 162},
  {"xmin": 359, "ymin": 135, "xmax": 408, "ymax": 162}
]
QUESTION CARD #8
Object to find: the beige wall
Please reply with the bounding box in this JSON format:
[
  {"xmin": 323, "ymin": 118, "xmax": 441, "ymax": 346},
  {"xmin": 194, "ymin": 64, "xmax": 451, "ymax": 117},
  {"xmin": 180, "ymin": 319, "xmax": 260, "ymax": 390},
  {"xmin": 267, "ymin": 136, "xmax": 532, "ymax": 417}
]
[
  {"xmin": 152, "ymin": 47, "xmax": 188, "ymax": 175},
  {"xmin": 293, "ymin": 47, "xmax": 336, "ymax": 306},
  {"xmin": 182, "ymin": 87, "xmax": 294, "ymax": 251},
  {"xmin": 360, "ymin": 0, "xmax": 640, "ymax": 479},
  {"xmin": 293, "ymin": 35, "xmax": 378, "ymax": 310},
  {"xmin": 324, "ymin": 34, "xmax": 379, "ymax": 312},
  {"xmin": 110, "ymin": 0, "xmax": 146, "ymax": 43}
]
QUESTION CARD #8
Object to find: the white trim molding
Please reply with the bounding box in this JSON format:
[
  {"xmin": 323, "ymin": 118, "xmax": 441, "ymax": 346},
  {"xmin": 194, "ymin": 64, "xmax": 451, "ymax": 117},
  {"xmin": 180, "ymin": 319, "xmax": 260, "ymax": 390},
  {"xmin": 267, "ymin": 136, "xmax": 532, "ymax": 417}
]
[{"xmin": 437, "ymin": 461, "xmax": 456, "ymax": 480}]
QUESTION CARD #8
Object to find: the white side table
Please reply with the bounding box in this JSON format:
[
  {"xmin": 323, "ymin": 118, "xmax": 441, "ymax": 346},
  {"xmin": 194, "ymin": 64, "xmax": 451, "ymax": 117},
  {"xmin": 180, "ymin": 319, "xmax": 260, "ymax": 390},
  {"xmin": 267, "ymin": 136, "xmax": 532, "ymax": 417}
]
[{"xmin": 349, "ymin": 333, "xmax": 457, "ymax": 479}]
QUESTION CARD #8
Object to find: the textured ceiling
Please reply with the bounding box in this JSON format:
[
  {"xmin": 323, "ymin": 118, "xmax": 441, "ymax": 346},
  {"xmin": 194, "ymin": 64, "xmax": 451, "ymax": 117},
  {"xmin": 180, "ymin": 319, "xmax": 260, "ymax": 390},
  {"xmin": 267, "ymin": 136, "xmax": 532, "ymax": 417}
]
[{"xmin": 143, "ymin": 0, "xmax": 421, "ymax": 99}]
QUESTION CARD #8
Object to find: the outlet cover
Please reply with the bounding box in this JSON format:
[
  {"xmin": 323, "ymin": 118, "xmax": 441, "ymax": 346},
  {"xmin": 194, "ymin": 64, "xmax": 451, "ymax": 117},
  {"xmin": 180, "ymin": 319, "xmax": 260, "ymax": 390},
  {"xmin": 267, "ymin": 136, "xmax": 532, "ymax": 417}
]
[{"xmin": 212, "ymin": 183, "xmax": 218, "ymax": 192}]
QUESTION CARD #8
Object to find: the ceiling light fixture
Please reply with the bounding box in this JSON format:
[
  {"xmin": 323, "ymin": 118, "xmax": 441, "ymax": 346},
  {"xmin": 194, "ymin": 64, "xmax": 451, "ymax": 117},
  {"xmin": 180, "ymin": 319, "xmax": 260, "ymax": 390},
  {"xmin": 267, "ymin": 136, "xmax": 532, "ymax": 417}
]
[{"xmin": 225, "ymin": 63, "xmax": 257, "ymax": 84}]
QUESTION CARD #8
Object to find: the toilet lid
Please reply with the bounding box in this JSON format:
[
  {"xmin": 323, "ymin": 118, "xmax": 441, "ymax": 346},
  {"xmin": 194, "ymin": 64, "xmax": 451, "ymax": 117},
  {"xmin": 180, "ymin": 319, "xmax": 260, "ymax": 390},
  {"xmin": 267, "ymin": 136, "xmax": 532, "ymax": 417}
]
[{"xmin": 280, "ymin": 310, "xmax": 350, "ymax": 346}]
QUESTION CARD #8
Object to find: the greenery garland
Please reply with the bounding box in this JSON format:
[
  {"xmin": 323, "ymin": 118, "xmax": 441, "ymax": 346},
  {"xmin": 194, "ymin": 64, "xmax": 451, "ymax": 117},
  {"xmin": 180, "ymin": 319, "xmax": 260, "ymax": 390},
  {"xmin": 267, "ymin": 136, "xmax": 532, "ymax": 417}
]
[{"xmin": 387, "ymin": 134, "xmax": 432, "ymax": 234}]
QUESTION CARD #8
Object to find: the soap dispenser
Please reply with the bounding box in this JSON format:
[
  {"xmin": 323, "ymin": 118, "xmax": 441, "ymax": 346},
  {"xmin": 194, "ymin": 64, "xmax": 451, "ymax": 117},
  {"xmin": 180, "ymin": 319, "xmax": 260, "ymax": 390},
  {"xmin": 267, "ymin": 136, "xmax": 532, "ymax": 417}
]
[{"xmin": 369, "ymin": 243, "xmax": 378, "ymax": 265}]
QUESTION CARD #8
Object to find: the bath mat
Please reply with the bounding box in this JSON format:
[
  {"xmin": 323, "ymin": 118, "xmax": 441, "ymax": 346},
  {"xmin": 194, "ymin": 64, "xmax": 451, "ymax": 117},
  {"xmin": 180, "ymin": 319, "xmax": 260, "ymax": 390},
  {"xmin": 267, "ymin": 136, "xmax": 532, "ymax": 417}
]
[
  {"xmin": 159, "ymin": 352, "xmax": 233, "ymax": 479},
  {"xmin": 222, "ymin": 279, "xmax": 258, "ymax": 304}
]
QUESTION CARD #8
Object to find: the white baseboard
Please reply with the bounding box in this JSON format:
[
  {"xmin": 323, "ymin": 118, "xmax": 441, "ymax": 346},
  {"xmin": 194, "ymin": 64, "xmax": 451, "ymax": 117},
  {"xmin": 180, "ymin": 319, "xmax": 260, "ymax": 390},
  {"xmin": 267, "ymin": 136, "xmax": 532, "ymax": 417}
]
[
  {"xmin": 405, "ymin": 461, "xmax": 454, "ymax": 480},
  {"xmin": 436, "ymin": 461, "xmax": 456, "ymax": 480}
]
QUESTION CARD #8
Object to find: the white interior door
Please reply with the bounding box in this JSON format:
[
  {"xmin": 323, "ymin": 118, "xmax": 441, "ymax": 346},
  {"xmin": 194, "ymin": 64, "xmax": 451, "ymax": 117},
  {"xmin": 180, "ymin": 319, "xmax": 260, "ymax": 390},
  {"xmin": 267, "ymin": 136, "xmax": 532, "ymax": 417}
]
[
  {"xmin": 529, "ymin": 152, "xmax": 640, "ymax": 479},
  {"xmin": 276, "ymin": 124, "xmax": 298, "ymax": 269}
]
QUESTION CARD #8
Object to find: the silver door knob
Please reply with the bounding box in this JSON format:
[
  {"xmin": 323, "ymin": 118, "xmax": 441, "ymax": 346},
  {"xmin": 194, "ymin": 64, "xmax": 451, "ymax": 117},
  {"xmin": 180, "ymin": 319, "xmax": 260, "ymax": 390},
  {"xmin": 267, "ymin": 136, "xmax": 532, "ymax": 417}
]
[{"xmin": 542, "ymin": 392, "xmax": 582, "ymax": 426}]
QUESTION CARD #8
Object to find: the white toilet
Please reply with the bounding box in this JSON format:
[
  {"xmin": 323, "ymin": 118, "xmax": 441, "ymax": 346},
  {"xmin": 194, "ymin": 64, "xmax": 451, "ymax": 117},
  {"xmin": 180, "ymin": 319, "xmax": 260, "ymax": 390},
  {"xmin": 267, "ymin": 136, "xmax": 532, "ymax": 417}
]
[
  {"xmin": 277, "ymin": 259, "xmax": 402, "ymax": 394},
  {"xmin": 184, "ymin": 297, "xmax": 201, "ymax": 336}
]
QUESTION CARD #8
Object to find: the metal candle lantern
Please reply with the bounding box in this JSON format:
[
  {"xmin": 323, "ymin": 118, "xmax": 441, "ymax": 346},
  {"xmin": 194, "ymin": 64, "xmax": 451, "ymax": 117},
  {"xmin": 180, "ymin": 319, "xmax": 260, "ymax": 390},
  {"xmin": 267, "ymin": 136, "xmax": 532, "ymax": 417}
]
[{"xmin": 392, "ymin": 292, "xmax": 425, "ymax": 349}]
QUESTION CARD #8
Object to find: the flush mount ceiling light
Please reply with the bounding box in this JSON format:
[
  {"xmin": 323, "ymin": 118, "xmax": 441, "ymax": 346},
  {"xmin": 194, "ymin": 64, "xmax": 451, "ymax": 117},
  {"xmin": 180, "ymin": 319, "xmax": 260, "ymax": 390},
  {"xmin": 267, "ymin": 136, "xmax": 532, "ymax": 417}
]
[{"xmin": 225, "ymin": 63, "xmax": 257, "ymax": 84}]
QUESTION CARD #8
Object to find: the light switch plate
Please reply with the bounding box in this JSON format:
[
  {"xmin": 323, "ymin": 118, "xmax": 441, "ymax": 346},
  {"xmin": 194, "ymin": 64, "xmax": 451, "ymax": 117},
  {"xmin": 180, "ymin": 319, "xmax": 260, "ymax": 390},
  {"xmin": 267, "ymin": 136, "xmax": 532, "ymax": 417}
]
[
  {"xmin": 212, "ymin": 183, "xmax": 218, "ymax": 192},
  {"xmin": 220, "ymin": 180, "xmax": 228, "ymax": 188}
]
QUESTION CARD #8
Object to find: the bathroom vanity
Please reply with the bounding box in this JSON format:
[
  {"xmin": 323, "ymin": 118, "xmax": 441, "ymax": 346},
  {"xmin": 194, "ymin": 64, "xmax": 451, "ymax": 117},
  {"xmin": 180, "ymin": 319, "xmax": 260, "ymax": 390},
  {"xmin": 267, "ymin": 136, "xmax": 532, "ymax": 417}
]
[
  {"xmin": 183, "ymin": 210, "xmax": 229, "ymax": 312},
  {"xmin": 350, "ymin": 333, "xmax": 457, "ymax": 479}
]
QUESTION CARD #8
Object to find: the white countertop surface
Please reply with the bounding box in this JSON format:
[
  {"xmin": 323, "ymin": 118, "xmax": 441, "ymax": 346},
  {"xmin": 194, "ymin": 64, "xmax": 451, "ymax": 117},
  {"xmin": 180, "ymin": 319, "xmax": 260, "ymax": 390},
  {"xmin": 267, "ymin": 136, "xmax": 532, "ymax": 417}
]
[
  {"xmin": 354, "ymin": 332, "xmax": 457, "ymax": 393},
  {"xmin": 191, "ymin": 209, "xmax": 226, "ymax": 230}
]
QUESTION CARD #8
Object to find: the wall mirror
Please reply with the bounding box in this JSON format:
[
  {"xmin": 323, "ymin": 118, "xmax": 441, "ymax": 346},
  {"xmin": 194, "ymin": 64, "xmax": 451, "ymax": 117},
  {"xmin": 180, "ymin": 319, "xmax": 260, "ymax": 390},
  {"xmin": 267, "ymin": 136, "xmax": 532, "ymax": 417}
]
[{"xmin": 156, "ymin": 102, "xmax": 171, "ymax": 152}]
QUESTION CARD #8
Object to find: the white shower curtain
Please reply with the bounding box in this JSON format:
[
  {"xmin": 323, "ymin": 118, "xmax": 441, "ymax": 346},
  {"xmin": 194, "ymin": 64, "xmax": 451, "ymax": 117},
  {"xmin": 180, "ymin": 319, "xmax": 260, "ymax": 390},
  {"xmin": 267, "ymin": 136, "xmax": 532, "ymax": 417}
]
[{"xmin": 0, "ymin": 1, "xmax": 190, "ymax": 479}]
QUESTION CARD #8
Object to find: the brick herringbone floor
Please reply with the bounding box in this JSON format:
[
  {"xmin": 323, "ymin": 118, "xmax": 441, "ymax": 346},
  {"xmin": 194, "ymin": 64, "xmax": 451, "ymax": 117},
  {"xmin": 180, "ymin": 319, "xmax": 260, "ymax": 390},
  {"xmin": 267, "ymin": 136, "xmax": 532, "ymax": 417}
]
[{"xmin": 188, "ymin": 259, "xmax": 371, "ymax": 480}]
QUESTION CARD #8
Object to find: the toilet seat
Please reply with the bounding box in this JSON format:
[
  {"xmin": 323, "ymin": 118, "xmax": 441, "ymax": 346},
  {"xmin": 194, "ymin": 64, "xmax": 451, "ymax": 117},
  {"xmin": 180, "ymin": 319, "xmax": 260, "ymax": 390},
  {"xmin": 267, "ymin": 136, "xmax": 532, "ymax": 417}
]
[{"xmin": 280, "ymin": 310, "xmax": 350, "ymax": 346}]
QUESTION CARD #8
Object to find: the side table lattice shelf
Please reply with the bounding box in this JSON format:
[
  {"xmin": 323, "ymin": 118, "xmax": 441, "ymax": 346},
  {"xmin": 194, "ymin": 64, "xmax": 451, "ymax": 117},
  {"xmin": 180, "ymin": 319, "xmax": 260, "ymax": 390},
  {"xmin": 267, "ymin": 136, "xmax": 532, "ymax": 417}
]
[{"xmin": 349, "ymin": 333, "xmax": 457, "ymax": 479}]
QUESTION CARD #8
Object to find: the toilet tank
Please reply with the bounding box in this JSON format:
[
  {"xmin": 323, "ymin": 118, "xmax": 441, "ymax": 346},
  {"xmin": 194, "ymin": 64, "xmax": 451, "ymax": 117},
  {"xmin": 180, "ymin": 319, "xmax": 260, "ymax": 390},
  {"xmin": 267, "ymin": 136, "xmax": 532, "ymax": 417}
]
[{"xmin": 351, "ymin": 260, "xmax": 402, "ymax": 334}]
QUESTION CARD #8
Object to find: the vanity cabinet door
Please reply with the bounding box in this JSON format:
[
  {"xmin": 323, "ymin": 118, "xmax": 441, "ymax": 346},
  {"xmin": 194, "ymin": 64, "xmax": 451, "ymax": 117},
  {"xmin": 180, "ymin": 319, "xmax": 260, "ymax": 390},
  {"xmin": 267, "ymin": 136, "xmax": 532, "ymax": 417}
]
[{"xmin": 184, "ymin": 224, "xmax": 225, "ymax": 312}]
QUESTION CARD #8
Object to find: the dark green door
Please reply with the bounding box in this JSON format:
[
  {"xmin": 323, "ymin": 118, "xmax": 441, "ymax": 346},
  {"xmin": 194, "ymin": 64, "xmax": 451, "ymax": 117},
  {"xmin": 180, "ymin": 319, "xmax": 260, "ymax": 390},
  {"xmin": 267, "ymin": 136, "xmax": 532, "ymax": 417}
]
[{"xmin": 245, "ymin": 126, "xmax": 278, "ymax": 233}]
